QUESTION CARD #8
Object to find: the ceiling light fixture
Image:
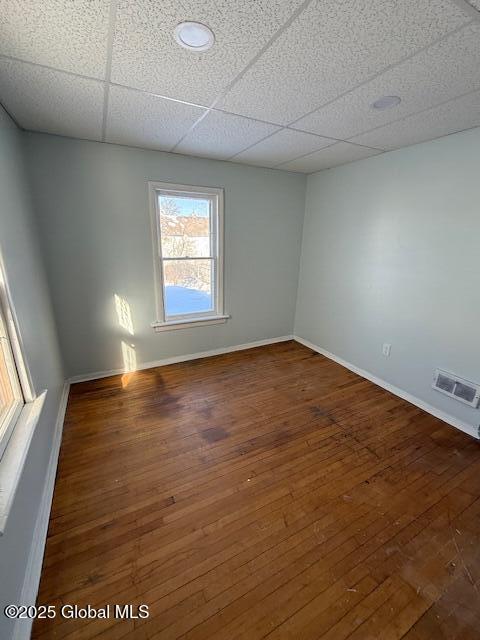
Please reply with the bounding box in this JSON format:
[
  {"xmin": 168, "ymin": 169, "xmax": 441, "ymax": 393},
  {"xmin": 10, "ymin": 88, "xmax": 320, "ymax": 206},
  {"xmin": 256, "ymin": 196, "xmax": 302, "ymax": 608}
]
[
  {"xmin": 174, "ymin": 21, "xmax": 215, "ymax": 52},
  {"xmin": 372, "ymin": 95, "xmax": 401, "ymax": 110}
]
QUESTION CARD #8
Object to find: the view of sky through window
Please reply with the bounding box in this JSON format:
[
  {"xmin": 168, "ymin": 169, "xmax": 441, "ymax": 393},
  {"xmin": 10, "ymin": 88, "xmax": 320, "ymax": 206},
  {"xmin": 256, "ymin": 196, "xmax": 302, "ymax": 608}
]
[{"xmin": 163, "ymin": 196, "xmax": 209, "ymax": 217}]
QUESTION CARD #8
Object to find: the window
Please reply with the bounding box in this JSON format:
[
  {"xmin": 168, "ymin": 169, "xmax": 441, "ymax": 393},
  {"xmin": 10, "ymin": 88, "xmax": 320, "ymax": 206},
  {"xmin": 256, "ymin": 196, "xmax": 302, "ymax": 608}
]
[
  {"xmin": 0, "ymin": 256, "xmax": 43, "ymax": 533},
  {"xmin": 149, "ymin": 182, "xmax": 227, "ymax": 331},
  {"xmin": 0, "ymin": 292, "xmax": 24, "ymax": 459}
]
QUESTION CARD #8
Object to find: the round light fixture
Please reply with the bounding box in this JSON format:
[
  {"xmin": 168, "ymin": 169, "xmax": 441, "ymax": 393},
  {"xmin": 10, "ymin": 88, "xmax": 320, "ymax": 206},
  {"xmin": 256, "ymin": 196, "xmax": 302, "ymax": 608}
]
[
  {"xmin": 372, "ymin": 95, "xmax": 401, "ymax": 110},
  {"xmin": 174, "ymin": 21, "xmax": 215, "ymax": 52}
]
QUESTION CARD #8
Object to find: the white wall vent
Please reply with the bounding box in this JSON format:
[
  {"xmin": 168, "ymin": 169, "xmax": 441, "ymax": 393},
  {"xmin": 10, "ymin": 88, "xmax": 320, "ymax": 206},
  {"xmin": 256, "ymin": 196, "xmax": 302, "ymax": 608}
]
[{"xmin": 433, "ymin": 369, "xmax": 480, "ymax": 408}]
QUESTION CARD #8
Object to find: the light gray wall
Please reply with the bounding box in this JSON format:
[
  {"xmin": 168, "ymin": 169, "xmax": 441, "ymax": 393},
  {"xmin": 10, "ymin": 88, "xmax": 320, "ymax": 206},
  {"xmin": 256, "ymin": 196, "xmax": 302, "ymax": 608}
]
[
  {"xmin": 0, "ymin": 108, "xmax": 64, "ymax": 638},
  {"xmin": 25, "ymin": 133, "xmax": 306, "ymax": 378},
  {"xmin": 295, "ymin": 127, "xmax": 480, "ymax": 431}
]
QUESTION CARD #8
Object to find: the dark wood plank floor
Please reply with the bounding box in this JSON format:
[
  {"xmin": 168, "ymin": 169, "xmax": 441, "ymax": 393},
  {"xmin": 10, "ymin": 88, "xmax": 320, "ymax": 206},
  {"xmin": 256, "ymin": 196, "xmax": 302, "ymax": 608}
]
[{"xmin": 33, "ymin": 340, "xmax": 480, "ymax": 640}]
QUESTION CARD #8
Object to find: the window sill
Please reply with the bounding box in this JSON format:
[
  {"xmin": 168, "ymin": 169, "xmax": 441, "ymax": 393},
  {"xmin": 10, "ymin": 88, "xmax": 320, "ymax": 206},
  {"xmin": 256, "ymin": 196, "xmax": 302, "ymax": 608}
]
[
  {"xmin": 151, "ymin": 315, "xmax": 230, "ymax": 332},
  {"xmin": 0, "ymin": 392, "xmax": 46, "ymax": 535}
]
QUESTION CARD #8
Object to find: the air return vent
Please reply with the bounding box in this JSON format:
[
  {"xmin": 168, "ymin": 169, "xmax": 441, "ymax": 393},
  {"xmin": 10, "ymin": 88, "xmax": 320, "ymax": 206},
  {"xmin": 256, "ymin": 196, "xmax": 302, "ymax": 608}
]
[{"xmin": 433, "ymin": 369, "xmax": 480, "ymax": 408}]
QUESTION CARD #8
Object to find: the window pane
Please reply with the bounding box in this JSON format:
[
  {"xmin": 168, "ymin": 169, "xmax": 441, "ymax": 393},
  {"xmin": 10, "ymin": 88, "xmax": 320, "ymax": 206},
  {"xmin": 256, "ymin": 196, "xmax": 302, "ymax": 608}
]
[
  {"xmin": 159, "ymin": 195, "xmax": 211, "ymax": 258},
  {"xmin": 163, "ymin": 259, "xmax": 214, "ymax": 316}
]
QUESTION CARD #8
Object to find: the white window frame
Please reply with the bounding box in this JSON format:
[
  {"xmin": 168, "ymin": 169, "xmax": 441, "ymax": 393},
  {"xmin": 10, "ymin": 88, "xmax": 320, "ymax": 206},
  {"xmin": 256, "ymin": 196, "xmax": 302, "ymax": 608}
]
[
  {"xmin": 148, "ymin": 181, "xmax": 228, "ymax": 331},
  {"xmin": 0, "ymin": 304, "xmax": 24, "ymax": 461},
  {"xmin": 0, "ymin": 252, "xmax": 45, "ymax": 535},
  {"xmin": 0, "ymin": 259, "xmax": 36, "ymax": 459}
]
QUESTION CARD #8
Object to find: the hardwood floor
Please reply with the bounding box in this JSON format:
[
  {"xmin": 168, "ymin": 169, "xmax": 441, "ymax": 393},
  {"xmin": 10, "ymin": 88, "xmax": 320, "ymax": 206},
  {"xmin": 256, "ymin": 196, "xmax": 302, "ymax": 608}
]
[{"xmin": 33, "ymin": 340, "xmax": 480, "ymax": 640}]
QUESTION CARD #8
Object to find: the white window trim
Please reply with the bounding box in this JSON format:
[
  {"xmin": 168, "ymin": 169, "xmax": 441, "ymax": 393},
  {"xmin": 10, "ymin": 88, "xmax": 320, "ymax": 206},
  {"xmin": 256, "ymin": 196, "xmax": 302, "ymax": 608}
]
[
  {"xmin": 0, "ymin": 259, "xmax": 35, "ymax": 404},
  {"xmin": 0, "ymin": 251, "xmax": 43, "ymax": 535},
  {"xmin": 0, "ymin": 392, "xmax": 46, "ymax": 534},
  {"xmin": 148, "ymin": 181, "xmax": 228, "ymax": 331}
]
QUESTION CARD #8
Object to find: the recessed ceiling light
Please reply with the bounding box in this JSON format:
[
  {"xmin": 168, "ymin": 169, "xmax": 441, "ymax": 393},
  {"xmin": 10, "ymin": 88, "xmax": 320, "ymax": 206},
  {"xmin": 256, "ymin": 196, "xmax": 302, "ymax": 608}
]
[
  {"xmin": 174, "ymin": 21, "xmax": 215, "ymax": 52},
  {"xmin": 372, "ymin": 95, "xmax": 401, "ymax": 110}
]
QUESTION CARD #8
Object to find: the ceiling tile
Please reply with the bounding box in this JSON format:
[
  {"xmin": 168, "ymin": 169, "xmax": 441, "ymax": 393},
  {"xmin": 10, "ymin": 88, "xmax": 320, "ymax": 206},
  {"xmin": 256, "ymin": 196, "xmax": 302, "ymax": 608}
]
[
  {"xmin": 111, "ymin": 0, "xmax": 304, "ymax": 106},
  {"xmin": 0, "ymin": 59, "xmax": 104, "ymax": 140},
  {"xmin": 106, "ymin": 86, "xmax": 206, "ymax": 151},
  {"xmin": 174, "ymin": 111, "xmax": 279, "ymax": 161},
  {"xmin": 0, "ymin": 0, "xmax": 110, "ymax": 78},
  {"xmin": 220, "ymin": 0, "xmax": 470, "ymax": 125},
  {"xmin": 292, "ymin": 24, "xmax": 480, "ymax": 140},
  {"xmin": 350, "ymin": 90, "xmax": 480, "ymax": 150},
  {"xmin": 280, "ymin": 142, "xmax": 383, "ymax": 173},
  {"xmin": 233, "ymin": 129, "xmax": 334, "ymax": 168}
]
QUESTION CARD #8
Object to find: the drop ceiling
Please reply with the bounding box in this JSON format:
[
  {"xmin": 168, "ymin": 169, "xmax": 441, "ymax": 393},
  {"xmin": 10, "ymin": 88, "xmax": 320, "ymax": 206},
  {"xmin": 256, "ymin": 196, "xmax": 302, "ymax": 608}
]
[{"xmin": 1, "ymin": 0, "xmax": 479, "ymax": 173}]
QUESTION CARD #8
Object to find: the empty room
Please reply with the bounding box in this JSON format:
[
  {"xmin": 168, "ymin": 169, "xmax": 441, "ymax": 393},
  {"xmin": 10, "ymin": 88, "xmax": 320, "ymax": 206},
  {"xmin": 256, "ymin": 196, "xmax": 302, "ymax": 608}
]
[{"xmin": 1, "ymin": 1, "xmax": 480, "ymax": 639}]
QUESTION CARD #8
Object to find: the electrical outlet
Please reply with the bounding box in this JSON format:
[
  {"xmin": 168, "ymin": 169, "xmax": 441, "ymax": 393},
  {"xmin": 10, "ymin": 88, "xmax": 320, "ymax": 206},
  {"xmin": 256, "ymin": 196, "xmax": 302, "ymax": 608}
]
[{"xmin": 382, "ymin": 343, "xmax": 391, "ymax": 357}]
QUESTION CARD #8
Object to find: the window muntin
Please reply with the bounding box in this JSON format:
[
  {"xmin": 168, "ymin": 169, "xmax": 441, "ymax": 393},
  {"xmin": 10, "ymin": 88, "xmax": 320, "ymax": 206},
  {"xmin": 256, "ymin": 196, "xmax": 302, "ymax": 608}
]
[{"xmin": 151, "ymin": 183, "xmax": 224, "ymax": 324}]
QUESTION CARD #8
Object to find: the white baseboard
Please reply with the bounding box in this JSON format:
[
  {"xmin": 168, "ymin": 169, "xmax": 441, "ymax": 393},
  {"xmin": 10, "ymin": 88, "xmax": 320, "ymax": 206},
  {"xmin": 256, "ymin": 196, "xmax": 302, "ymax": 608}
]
[
  {"xmin": 68, "ymin": 335, "xmax": 294, "ymax": 384},
  {"xmin": 294, "ymin": 335, "xmax": 479, "ymax": 440},
  {"xmin": 12, "ymin": 382, "xmax": 70, "ymax": 640}
]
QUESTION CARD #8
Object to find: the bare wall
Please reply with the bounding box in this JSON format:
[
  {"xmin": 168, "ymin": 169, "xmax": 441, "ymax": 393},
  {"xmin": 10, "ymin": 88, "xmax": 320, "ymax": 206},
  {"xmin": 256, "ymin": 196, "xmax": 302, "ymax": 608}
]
[
  {"xmin": 295, "ymin": 126, "xmax": 480, "ymax": 432},
  {"xmin": 0, "ymin": 108, "xmax": 64, "ymax": 639},
  {"xmin": 25, "ymin": 133, "xmax": 306, "ymax": 378}
]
